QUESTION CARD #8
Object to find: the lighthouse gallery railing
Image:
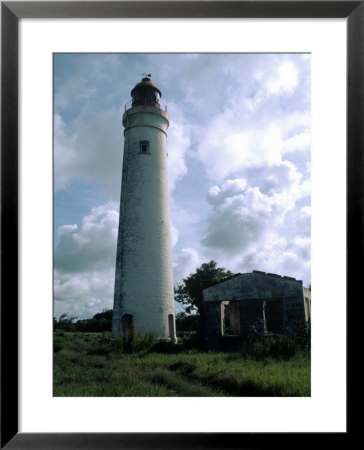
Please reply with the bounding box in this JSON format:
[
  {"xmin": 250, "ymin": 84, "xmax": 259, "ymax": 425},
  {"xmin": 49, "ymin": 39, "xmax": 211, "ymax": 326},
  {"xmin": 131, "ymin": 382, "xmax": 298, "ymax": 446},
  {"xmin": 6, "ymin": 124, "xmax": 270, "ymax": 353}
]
[{"xmin": 124, "ymin": 99, "xmax": 168, "ymax": 112}]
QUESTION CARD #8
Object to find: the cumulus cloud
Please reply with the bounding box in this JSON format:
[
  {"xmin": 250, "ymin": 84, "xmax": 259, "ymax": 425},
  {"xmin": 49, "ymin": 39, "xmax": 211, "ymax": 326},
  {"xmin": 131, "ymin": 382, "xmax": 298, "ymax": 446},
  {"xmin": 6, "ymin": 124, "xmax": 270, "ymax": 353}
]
[
  {"xmin": 54, "ymin": 109, "xmax": 123, "ymax": 198},
  {"xmin": 283, "ymin": 129, "xmax": 311, "ymax": 153},
  {"xmin": 189, "ymin": 56, "xmax": 309, "ymax": 184},
  {"xmin": 55, "ymin": 202, "xmax": 119, "ymax": 272},
  {"xmin": 195, "ymin": 108, "xmax": 310, "ymax": 182},
  {"xmin": 203, "ymin": 183, "xmax": 274, "ymax": 255},
  {"xmin": 201, "ymin": 166, "xmax": 310, "ymax": 283},
  {"xmin": 170, "ymin": 223, "xmax": 179, "ymax": 248},
  {"xmin": 239, "ymin": 232, "xmax": 311, "ymax": 283},
  {"xmin": 300, "ymin": 205, "xmax": 311, "ymax": 217},
  {"xmin": 173, "ymin": 247, "xmax": 201, "ymax": 283},
  {"xmin": 54, "ymin": 202, "xmax": 119, "ymax": 318},
  {"xmin": 207, "ymin": 179, "xmax": 247, "ymax": 205},
  {"xmin": 166, "ymin": 103, "xmax": 190, "ymax": 191},
  {"xmin": 246, "ymin": 60, "xmax": 300, "ymax": 110},
  {"xmin": 54, "ymin": 74, "xmax": 97, "ymax": 112},
  {"xmin": 267, "ymin": 61, "xmax": 299, "ymax": 95}
]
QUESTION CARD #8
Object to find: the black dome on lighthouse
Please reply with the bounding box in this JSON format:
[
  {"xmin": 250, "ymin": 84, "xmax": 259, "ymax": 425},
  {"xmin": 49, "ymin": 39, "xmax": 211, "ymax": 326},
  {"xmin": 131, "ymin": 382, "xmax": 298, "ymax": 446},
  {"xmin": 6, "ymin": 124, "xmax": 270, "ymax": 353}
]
[
  {"xmin": 130, "ymin": 76, "xmax": 162, "ymax": 108},
  {"xmin": 131, "ymin": 77, "xmax": 162, "ymax": 97}
]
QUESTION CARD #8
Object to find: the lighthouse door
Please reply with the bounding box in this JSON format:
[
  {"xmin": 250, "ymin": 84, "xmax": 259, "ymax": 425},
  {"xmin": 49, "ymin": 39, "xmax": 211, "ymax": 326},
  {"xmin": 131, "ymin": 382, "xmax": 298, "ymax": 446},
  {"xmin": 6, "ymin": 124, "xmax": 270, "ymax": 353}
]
[
  {"xmin": 168, "ymin": 314, "xmax": 174, "ymax": 339},
  {"xmin": 122, "ymin": 314, "xmax": 134, "ymax": 333}
]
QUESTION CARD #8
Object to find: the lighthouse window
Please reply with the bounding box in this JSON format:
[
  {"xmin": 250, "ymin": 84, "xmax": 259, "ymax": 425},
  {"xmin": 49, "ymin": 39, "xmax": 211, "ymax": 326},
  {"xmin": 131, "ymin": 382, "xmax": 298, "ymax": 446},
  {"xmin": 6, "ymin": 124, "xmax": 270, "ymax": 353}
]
[{"xmin": 139, "ymin": 141, "xmax": 149, "ymax": 153}]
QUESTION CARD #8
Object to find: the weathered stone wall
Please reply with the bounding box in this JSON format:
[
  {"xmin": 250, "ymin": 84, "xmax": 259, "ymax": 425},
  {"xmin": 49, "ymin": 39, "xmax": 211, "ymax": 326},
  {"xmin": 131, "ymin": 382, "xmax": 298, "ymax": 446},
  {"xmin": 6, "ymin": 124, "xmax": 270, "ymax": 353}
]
[
  {"xmin": 203, "ymin": 272, "xmax": 303, "ymax": 303},
  {"xmin": 202, "ymin": 272, "xmax": 307, "ymax": 349},
  {"xmin": 202, "ymin": 301, "xmax": 222, "ymax": 350},
  {"xmin": 282, "ymin": 296, "xmax": 305, "ymax": 335}
]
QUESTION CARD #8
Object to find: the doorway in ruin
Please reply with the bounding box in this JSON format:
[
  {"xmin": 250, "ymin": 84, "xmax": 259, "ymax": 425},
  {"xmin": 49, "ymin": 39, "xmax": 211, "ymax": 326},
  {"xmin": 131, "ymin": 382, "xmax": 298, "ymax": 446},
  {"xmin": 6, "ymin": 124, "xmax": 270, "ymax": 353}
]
[
  {"xmin": 221, "ymin": 301, "xmax": 241, "ymax": 335},
  {"xmin": 168, "ymin": 314, "xmax": 175, "ymax": 339},
  {"xmin": 263, "ymin": 299, "xmax": 284, "ymax": 333},
  {"xmin": 121, "ymin": 314, "xmax": 134, "ymax": 333}
]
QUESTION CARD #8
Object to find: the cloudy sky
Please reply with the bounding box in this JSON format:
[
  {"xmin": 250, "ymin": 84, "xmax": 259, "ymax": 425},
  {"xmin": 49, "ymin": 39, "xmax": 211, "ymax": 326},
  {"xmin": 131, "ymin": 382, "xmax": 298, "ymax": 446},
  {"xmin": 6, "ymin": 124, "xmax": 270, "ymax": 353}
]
[{"xmin": 54, "ymin": 53, "xmax": 311, "ymax": 320}]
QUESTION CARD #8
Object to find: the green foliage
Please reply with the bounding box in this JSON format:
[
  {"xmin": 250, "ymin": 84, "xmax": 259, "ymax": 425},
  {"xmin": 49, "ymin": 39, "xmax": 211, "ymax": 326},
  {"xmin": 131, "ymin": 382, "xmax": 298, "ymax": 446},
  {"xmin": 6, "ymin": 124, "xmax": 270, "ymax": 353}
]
[
  {"xmin": 54, "ymin": 313, "xmax": 77, "ymax": 331},
  {"xmin": 241, "ymin": 334, "xmax": 298, "ymax": 361},
  {"xmin": 296, "ymin": 321, "xmax": 311, "ymax": 352},
  {"xmin": 150, "ymin": 340, "xmax": 185, "ymax": 354},
  {"xmin": 174, "ymin": 260, "xmax": 234, "ymax": 314},
  {"xmin": 54, "ymin": 309, "xmax": 113, "ymax": 332},
  {"xmin": 75, "ymin": 309, "xmax": 113, "ymax": 332},
  {"xmin": 239, "ymin": 319, "xmax": 311, "ymax": 361},
  {"xmin": 175, "ymin": 312, "xmax": 200, "ymax": 333},
  {"xmin": 112, "ymin": 331, "xmax": 155, "ymax": 354},
  {"xmin": 180, "ymin": 331, "xmax": 206, "ymax": 350},
  {"xmin": 54, "ymin": 332, "xmax": 310, "ymax": 397}
]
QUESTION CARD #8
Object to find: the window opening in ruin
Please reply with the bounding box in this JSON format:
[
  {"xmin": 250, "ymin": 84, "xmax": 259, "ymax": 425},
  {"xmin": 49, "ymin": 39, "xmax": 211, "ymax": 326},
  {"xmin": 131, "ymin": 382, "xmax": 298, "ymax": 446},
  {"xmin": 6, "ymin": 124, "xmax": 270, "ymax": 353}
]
[
  {"xmin": 221, "ymin": 301, "xmax": 241, "ymax": 336},
  {"xmin": 122, "ymin": 314, "xmax": 134, "ymax": 333},
  {"xmin": 264, "ymin": 299, "xmax": 284, "ymax": 333},
  {"xmin": 168, "ymin": 314, "xmax": 175, "ymax": 339},
  {"xmin": 304, "ymin": 297, "xmax": 311, "ymax": 322},
  {"xmin": 140, "ymin": 141, "xmax": 149, "ymax": 153}
]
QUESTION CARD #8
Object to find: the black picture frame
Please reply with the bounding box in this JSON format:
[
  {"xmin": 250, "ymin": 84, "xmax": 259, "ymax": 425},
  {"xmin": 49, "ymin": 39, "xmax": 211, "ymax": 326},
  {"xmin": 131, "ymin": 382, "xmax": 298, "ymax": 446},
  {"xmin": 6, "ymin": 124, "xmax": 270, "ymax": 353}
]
[{"xmin": 1, "ymin": 1, "xmax": 359, "ymax": 448}]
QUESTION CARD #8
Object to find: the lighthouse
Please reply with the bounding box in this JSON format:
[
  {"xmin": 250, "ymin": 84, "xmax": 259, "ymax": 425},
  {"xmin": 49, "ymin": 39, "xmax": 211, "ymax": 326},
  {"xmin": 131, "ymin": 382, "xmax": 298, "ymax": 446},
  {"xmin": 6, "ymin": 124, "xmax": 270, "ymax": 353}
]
[{"xmin": 112, "ymin": 76, "xmax": 176, "ymax": 341}]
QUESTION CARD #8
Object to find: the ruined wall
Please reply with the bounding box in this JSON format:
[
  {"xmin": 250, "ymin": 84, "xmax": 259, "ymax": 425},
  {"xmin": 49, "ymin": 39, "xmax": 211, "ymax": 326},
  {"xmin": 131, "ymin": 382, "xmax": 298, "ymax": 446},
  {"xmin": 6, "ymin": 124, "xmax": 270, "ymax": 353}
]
[
  {"xmin": 282, "ymin": 296, "xmax": 305, "ymax": 334},
  {"xmin": 202, "ymin": 272, "xmax": 307, "ymax": 349},
  {"xmin": 203, "ymin": 272, "xmax": 304, "ymax": 303},
  {"xmin": 202, "ymin": 301, "xmax": 222, "ymax": 350}
]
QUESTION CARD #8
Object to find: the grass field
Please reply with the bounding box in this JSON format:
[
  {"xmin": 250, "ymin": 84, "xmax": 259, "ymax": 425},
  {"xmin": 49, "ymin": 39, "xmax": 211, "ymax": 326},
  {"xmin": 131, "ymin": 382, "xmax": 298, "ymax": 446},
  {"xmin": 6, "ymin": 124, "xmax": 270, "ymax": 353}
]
[{"xmin": 53, "ymin": 331, "xmax": 310, "ymax": 397}]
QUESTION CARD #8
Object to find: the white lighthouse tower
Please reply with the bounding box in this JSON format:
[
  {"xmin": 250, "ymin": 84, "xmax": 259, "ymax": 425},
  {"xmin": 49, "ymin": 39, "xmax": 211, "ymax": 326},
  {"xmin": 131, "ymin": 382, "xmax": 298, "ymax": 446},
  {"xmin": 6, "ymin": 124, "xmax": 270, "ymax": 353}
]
[{"xmin": 112, "ymin": 76, "xmax": 176, "ymax": 341}]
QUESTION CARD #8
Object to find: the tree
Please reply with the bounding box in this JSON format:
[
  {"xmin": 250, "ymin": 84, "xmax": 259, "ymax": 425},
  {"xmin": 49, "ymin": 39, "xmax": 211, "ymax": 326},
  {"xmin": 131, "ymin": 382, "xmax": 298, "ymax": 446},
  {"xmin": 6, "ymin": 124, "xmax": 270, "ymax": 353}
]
[
  {"xmin": 175, "ymin": 311, "xmax": 200, "ymax": 332},
  {"xmin": 55, "ymin": 313, "xmax": 77, "ymax": 331},
  {"xmin": 75, "ymin": 309, "xmax": 113, "ymax": 332},
  {"xmin": 174, "ymin": 261, "xmax": 234, "ymax": 315}
]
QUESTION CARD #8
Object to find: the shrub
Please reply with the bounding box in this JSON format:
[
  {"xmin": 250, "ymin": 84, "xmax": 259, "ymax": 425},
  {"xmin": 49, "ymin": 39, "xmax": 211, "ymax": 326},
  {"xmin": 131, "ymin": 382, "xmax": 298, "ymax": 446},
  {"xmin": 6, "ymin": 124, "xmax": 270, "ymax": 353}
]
[
  {"xmin": 240, "ymin": 319, "xmax": 309, "ymax": 360},
  {"xmin": 75, "ymin": 309, "xmax": 113, "ymax": 332},
  {"xmin": 175, "ymin": 312, "xmax": 200, "ymax": 333},
  {"xmin": 54, "ymin": 313, "xmax": 77, "ymax": 332},
  {"xmin": 151, "ymin": 340, "xmax": 184, "ymax": 354},
  {"xmin": 54, "ymin": 342, "xmax": 63, "ymax": 353},
  {"xmin": 296, "ymin": 321, "xmax": 311, "ymax": 351},
  {"xmin": 113, "ymin": 331, "xmax": 155, "ymax": 354},
  {"xmin": 241, "ymin": 335, "xmax": 293, "ymax": 360},
  {"xmin": 182, "ymin": 331, "xmax": 206, "ymax": 350},
  {"xmin": 87, "ymin": 345, "xmax": 112, "ymax": 356}
]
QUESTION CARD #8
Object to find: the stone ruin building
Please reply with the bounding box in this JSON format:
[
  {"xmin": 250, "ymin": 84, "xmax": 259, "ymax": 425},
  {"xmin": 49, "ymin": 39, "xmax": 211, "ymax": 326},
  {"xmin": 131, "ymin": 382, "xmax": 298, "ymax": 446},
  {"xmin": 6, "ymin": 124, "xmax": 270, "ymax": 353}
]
[{"xmin": 202, "ymin": 270, "xmax": 311, "ymax": 350}]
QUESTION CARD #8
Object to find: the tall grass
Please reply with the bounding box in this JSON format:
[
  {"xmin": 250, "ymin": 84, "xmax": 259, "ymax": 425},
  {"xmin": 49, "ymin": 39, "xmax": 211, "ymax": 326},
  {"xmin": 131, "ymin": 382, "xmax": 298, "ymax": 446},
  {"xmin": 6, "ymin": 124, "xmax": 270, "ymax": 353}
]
[
  {"xmin": 112, "ymin": 331, "xmax": 156, "ymax": 354},
  {"xmin": 54, "ymin": 331, "xmax": 310, "ymax": 397}
]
